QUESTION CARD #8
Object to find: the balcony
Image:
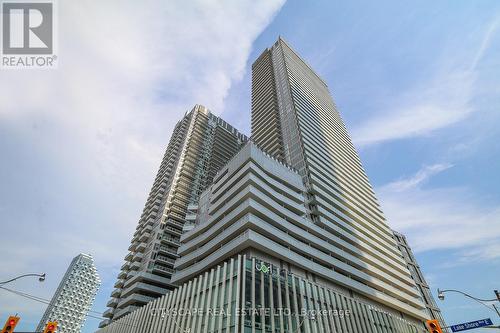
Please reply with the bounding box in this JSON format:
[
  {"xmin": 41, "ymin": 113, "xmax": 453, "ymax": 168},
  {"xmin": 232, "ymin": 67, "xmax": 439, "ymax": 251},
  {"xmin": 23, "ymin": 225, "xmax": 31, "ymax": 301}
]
[
  {"xmin": 161, "ymin": 235, "xmax": 180, "ymax": 246},
  {"xmin": 128, "ymin": 242, "xmax": 137, "ymax": 252},
  {"xmin": 113, "ymin": 279, "xmax": 124, "ymax": 288},
  {"xmin": 110, "ymin": 288, "xmax": 121, "ymax": 298},
  {"xmin": 144, "ymin": 211, "xmax": 158, "ymax": 222},
  {"xmin": 98, "ymin": 319, "xmax": 110, "ymax": 328},
  {"xmin": 132, "ymin": 252, "xmax": 144, "ymax": 262},
  {"xmin": 146, "ymin": 197, "xmax": 161, "ymax": 209},
  {"xmin": 130, "ymin": 261, "xmax": 141, "ymax": 270},
  {"xmin": 187, "ymin": 203, "xmax": 198, "ymax": 211},
  {"xmin": 117, "ymin": 293, "xmax": 155, "ymax": 309},
  {"xmin": 117, "ymin": 271, "xmax": 127, "ymax": 279},
  {"xmin": 103, "ymin": 308, "xmax": 114, "ymax": 318},
  {"xmin": 152, "ymin": 264, "xmax": 174, "ymax": 274},
  {"xmin": 158, "ymin": 245, "xmax": 178, "ymax": 256},
  {"xmin": 156, "ymin": 255, "xmax": 175, "ymax": 266},
  {"xmin": 106, "ymin": 298, "xmax": 118, "ymax": 308},
  {"xmin": 113, "ymin": 305, "xmax": 140, "ymax": 320},
  {"xmin": 121, "ymin": 262, "xmax": 130, "ymax": 271},
  {"xmin": 139, "ymin": 232, "xmax": 151, "ymax": 242},
  {"xmin": 125, "ymin": 252, "xmax": 133, "ymax": 261},
  {"xmin": 136, "ymin": 242, "xmax": 146, "ymax": 252},
  {"xmin": 121, "ymin": 281, "xmax": 169, "ymax": 297},
  {"xmin": 165, "ymin": 225, "xmax": 182, "ymax": 235},
  {"xmin": 165, "ymin": 219, "xmax": 183, "ymax": 228}
]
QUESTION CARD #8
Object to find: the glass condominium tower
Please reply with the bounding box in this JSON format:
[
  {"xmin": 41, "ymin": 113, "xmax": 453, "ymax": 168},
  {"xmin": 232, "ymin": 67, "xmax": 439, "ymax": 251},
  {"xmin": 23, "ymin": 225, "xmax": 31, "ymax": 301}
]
[
  {"xmin": 251, "ymin": 38, "xmax": 428, "ymax": 323},
  {"xmin": 101, "ymin": 105, "xmax": 247, "ymax": 327},
  {"xmin": 37, "ymin": 254, "xmax": 100, "ymax": 333}
]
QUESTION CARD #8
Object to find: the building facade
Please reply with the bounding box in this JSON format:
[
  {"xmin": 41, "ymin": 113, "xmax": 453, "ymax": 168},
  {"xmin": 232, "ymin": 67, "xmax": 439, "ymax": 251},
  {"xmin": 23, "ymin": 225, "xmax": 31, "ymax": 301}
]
[
  {"xmin": 393, "ymin": 231, "xmax": 447, "ymax": 330},
  {"xmin": 37, "ymin": 253, "xmax": 100, "ymax": 333},
  {"xmin": 96, "ymin": 143, "xmax": 428, "ymax": 333},
  {"xmin": 95, "ymin": 256, "xmax": 429, "ymax": 333},
  {"xmin": 250, "ymin": 37, "xmax": 428, "ymax": 321},
  {"xmin": 101, "ymin": 105, "xmax": 247, "ymax": 327},
  {"xmin": 96, "ymin": 38, "xmax": 441, "ymax": 333}
]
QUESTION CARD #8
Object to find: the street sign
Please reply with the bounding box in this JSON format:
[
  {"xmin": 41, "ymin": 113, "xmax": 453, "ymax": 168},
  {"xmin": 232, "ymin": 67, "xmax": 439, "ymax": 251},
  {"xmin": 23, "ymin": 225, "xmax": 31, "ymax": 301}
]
[{"xmin": 450, "ymin": 318, "xmax": 493, "ymax": 332}]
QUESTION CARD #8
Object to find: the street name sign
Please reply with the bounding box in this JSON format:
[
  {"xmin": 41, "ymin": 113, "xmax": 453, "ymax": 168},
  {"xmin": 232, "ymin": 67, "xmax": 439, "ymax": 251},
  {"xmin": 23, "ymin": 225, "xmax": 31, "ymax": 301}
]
[{"xmin": 450, "ymin": 318, "xmax": 493, "ymax": 332}]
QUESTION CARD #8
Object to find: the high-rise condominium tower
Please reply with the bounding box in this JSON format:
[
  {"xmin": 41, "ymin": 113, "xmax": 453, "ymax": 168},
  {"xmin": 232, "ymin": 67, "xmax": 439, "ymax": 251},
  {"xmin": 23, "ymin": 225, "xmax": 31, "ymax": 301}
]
[
  {"xmin": 97, "ymin": 38, "xmax": 435, "ymax": 333},
  {"xmin": 37, "ymin": 253, "xmax": 100, "ymax": 333},
  {"xmin": 250, "ymin": 37, "xmax": 428, "ymax": 322},
  {"xmin": 101, "ymin": 105, "xmax": 247, "ymax": 326}
]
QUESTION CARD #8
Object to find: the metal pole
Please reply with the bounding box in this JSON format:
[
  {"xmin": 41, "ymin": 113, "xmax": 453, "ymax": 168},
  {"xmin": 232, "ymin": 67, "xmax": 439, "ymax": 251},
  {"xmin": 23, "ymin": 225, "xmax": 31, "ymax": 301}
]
[
  {"xmin": 0, "ymin": 273, "xmax": 45, "ymax": 285},
  {"xmin": 438, "ymin": 288, "xmax": 500, "ymax": 319},
  {"xmin": 493, "ymin": 303, "xmax": 500, "ymax": 319},
  {"xmin": 439, "ymin": 289, "xmax": 498, "ymax": 302}
]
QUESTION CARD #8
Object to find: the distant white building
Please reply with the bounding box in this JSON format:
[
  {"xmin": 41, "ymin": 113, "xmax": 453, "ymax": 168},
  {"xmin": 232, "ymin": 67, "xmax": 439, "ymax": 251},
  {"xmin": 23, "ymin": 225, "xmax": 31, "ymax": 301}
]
[{"xmin": 37, "ymin": 253, "xmax": 101, "ymax": 333}]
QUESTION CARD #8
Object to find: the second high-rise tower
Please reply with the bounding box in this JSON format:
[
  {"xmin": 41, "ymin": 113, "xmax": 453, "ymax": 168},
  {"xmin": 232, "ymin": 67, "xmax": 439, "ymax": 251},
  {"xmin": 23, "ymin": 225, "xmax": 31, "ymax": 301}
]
[{"xmin": 251, "ymin": 37, "xmax": 427, "ymax": 321}]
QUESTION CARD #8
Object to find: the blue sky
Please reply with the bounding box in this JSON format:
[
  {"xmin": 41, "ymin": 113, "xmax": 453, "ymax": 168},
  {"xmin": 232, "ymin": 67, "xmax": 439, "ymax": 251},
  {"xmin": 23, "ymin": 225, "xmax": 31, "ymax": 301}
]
[{"xmin": 1, "ymin": 1, "xmax": 499, "ymax": 332}]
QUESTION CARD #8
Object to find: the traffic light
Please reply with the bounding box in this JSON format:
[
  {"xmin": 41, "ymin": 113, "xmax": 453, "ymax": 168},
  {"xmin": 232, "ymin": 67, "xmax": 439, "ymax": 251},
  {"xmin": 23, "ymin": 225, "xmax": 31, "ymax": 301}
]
[
  {"xmin": 1, "ymin": 316, "xmax": 20, "ymax": 333},
  {"xmin": 43, "ymin": 321, "xmax": 58, "ymax": 333},
  {"xmin": 426, "ymin": 319, "xmax": 443, "ymax": 333}
]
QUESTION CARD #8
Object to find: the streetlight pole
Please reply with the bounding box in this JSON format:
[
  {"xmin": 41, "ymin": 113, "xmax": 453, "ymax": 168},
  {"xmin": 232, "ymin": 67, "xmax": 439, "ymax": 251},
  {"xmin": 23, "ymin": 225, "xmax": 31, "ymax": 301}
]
[
  {"xmin": 0, "ymin": 273, "xmax": 46, "ymax": 285},
  {"xmin": 493, "ymin": 304, "xmax": 500, "ymax": 319},
  {"xmin": 437, "ymin": 288, "xmax": 500, "ymax": 319}
]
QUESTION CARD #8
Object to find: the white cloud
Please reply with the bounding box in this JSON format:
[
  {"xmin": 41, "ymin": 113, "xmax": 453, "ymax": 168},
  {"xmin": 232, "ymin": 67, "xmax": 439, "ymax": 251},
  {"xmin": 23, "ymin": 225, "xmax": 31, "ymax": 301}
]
[
  {"xmin": 454, "ymin": 241, "xmax": 500, "ymax": 264},
  {"xmin": 0, "ymin": 0, "xmax": 285, "ymax": 261},
  {"xmin": 352, "ymin": 18, "xmax": 499, "ymax": 147},
  {"xmin": 469, "ymin": 18, "xmax": 499, "ymax": 71},
  {"xmin": 383, "ymin": 163, "xmax": 453, "ymax": 192},
  {"xmin": 0, "ymin": 0, "xmax": 284, "ymax": 329},
  {"xmin": 378, "ymin": 165, "xmax": 500, "ymax": 263},
  {"xmin": 352, "ymin": 70, "xmax": 475, "ymax": 147}
]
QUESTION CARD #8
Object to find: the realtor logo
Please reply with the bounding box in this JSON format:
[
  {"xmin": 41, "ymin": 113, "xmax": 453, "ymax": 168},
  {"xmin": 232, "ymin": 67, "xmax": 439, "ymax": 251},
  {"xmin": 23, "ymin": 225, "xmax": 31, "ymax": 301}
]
[
  {"xmin": 2, "ymin": 2, "xmax": 52, "ymax": 54},
  {"xmin": 1, "ymin": 0, "xmax": 57, "ymax": 68}
]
